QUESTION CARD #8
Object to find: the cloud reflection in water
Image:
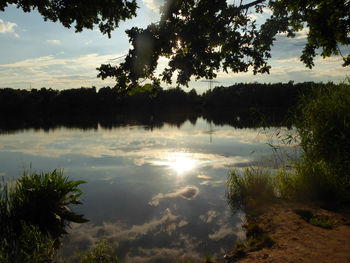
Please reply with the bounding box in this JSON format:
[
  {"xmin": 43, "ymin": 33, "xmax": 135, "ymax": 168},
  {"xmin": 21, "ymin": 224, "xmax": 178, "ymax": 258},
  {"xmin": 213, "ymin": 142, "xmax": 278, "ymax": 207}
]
[
  {"xmin": 149, "ymin": 185, "xmax": 199, "ymax": 206},
  {"xmin": 0, "ymin": 119, "xmax": 295, "ymax": 262}
]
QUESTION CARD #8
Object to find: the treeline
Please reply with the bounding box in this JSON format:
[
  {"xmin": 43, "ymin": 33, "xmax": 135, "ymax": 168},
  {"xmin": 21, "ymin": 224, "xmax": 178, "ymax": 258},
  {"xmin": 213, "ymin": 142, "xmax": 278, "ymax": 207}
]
[{"xmin": 0, "ymin": 82, "xmax": 324, "ymax": 132}]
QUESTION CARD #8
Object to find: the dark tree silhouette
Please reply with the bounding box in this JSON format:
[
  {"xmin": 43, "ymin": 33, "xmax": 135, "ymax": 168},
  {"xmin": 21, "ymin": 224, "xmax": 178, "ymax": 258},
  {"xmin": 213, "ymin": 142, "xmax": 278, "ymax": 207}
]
[
  {"xmin": 97, "ymin": 0, "xmax": 350, "ymax": 88},
  {"xmin": 1, "ymin": 0, "xmax": 349, "ymax": 89},
  {"xmin": 0, "ymin": 0, "xmax": 137, "ymax": 37}
]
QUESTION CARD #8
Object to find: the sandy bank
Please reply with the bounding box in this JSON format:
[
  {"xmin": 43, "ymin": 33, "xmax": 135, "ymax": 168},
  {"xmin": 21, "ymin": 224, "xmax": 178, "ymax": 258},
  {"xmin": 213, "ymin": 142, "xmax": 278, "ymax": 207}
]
[{"xmin": 227, "ymin": 202, "xmax": 350, "ymax": 263}]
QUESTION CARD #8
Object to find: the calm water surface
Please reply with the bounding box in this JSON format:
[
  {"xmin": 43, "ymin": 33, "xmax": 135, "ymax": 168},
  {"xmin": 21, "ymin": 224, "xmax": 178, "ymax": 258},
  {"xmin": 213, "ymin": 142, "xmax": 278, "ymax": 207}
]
[{"xmin": 0, "ymin": 118, "xmax": 292, "ymax": 262}]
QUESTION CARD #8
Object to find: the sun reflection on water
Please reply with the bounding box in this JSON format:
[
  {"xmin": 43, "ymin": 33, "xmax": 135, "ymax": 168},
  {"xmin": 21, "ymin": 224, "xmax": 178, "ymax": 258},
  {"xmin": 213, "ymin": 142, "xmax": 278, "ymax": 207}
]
[{"xmin": 152, "ymin": 152, "xmax": 197, "ymax": 174}]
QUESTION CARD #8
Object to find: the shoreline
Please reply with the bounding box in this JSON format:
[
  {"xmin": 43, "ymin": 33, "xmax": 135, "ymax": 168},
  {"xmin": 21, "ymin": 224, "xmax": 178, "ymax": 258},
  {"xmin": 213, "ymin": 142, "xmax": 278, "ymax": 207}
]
[{"xmin": 225, "ymin": 201, "xmax": 350, "ymax": 263}]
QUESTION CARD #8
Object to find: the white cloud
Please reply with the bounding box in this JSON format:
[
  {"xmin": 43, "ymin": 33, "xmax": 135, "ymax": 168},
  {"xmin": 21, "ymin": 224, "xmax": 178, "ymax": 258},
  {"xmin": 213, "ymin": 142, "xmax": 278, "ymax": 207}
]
[
  {"xmin": 0, "ymin": 52, "xmax": 126, "ymax": 89},
  {"xmin": 0, "ymin": 18, "xmax": 19, "ymax": 37},
  {"xmin": 199, "ymin": 210, "xmax": 217, "ymax": 223},
  {"xmin": 262, "ymin": 7, "xmax": 273, "ymax": 14},
  {"xmin": 142, "ymin": 0, "xmax": 163, "ymax": 12},
  {"xmin": 178, "ymin": 220, "xmax": 188, "ymax": 227},
  {"xmin": 197, "ymin": 174, "xmax": 211, "ymax": 179},
  {"xmin": 47, "ymin": 39, "xmax": 61, "ymax": 45},
  {"xmin": 149, "ymin": 185, "xmax": 199, "ymax": 206},
  {"xmin": 67, "ymin": 208, "xmax": 179, "ymax": 248},
  {"xmin": 274, "ymin": 56, "xmax": 301, "ymax": 64},
  {"xmin": 314, "ymin": 55, "xmax": 348, "ymax": 65},
  {"xmin": 278, "ymin": 27, "xmax": 309, "ymax": 40},
  {"xmin": 208, "ymin": 224, "xmax": 235, "ymax": 241}
]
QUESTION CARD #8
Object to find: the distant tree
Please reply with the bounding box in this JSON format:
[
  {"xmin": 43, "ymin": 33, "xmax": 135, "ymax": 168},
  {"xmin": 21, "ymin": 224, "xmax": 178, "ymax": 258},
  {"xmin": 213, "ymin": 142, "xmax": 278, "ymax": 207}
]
[
  {"xmin": 97, "ymin": 0, "xmax": 350, "ymax": 87},
  {"xmin": 0, "ymin": 0, "xmax": 137, "ymax": 37}
]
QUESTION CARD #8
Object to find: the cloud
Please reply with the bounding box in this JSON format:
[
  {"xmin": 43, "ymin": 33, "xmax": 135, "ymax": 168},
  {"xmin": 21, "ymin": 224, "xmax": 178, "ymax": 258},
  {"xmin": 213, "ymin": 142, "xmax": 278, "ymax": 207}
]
[
  {"xmin": 0, "ymin": 18, "xmax": 19, "ymax": 37},
  {"xmin": 197, "ymin": 174, "xmax": 211, "ymax": 179},
  {"xmin": 0, "ymin": 123, "xmax": 267, "ymax": 171},
  {"xmin": 47, "ymin": 39, "xmax": 61, "ymax": 45},
  {"xmin": 208, "ymin": 224, "xmax": 235, "ymax": 241},
  {"xmin": 278, "ymin": 27, "xmax": 309, "ymax": 40},
  {"xmin": 69, "ymin": 208, "xmax": 178, "ymax": 246},
  {"xmin": 62, "ymin": 209, "xmax": 205, "ymax": 262},
  {"xmin": 199, "ymin": 180, "xmax": 224, "ymax": 186},
  {"xmin": 178, "ymin": 220, "xmax": 188, "ymax": 227},
  {"xmin": 275, "ymin": 56, "xmax": 301, "ymax": 64},
  {"xmin": 0, "ymin": 52, "xmax": 126, "ymax": 89},
  {"xmin": 149, "ymin": 185, "xmax": 199, "ymax": 206},
  {"xmin": 142, "ymin": 0, "xmax": 163, "ymax": 12},
  {"xmin": 199, "ymin": 210, "xmax": 217, "ymax": 223}
]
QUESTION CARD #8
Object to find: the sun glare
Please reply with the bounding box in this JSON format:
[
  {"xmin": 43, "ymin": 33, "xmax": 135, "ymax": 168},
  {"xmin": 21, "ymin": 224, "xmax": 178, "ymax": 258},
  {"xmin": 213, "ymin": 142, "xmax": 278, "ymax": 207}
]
[
  {"xmin": 152, "ymin": 152, "xmax": 197, "ymax": 174},
  {"xmin": 169, "ymin": 156, "xmax": 196, "ymax": 174}
]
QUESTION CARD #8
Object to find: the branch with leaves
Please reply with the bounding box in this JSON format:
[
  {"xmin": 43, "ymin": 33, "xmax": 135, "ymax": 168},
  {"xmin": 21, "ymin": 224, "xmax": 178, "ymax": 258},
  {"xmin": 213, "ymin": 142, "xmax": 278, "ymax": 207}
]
[{"xmin": 97, "ymin": 0, "xmax": 349, "ymax": 88}]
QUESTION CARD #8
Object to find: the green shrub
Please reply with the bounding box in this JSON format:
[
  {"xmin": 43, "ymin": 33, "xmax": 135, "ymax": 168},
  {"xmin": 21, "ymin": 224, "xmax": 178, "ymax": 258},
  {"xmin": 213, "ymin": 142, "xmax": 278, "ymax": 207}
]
[
  {"xmin": 226, "ymin": 167, "xmax": 276, "ymax": 212},
  {"xmin": 295, "ymin": 82, "xmax": 350, "ymax": 206},
  {"xmin": 273, "ymin": 167, "xmax": 296, "ymax": 200},
  {"xmin": 0, "ymin": 222, "xmax": 55, "ymax": 263},
  {"xmin": 10, "ymin": 169, "xmax": 88, "ymax": 240},
  {"xmin": 293, "ymin": 158, "xmax": 349, "ymax": 207},
  {"xmin": 0, "ymin": 169, "xmax": 88, "ymax": 262},
  {"xmin": 79, "ymin": 239, "xmax": 118, "ymax": 263}
]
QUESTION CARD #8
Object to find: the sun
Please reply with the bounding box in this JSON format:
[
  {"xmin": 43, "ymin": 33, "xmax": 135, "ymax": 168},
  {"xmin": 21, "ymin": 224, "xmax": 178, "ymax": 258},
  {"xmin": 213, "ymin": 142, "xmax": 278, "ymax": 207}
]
[
  {"xmin": 169, "ymin": 156, "xmax": 196, "ymax": 174},
  {"xmin": 151, "ymin": 152, "xmax": 197, "ymax": 175}
]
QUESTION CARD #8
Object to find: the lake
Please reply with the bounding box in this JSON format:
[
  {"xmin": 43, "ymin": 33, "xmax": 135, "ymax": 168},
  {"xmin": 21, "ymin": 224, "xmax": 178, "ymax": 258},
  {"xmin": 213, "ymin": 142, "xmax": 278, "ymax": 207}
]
[{"xmin": 0, "ymin": 118, "xmax": 294, "ymax": 262}]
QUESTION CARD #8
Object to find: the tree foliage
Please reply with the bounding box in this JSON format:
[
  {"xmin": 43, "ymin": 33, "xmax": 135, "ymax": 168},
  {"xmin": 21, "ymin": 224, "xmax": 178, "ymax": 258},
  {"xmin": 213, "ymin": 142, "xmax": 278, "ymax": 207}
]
[
  {"xmin": 0, "ymin": 0, "xmax": 138, "ymax": 37},
  {"xmin": 1, "ymin": 0, "xmax": 349, "ymax": 88},
  {"xmin": 96, "ymin": 0, "xmax": 350, "ymax": 87}
]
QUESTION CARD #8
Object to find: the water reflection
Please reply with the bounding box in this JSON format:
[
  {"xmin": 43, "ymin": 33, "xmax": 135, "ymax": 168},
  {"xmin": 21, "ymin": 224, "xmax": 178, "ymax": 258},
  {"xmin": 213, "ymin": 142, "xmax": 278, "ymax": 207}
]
[
  {"xmin": 0, "ymin": 118, "xmax": 297, "ymax": 262},
  {"xmin": 149, "ymin": 185, "xmax": 199, "ymax": 206},
  {"xmin": 152, "ymin": 152, "xmax": 197, "ymax": 175}
]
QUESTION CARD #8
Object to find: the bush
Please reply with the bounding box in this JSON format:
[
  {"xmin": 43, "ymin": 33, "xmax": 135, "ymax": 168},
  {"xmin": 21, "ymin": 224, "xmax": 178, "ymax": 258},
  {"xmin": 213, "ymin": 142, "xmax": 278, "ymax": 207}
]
[
  {"xmin": 9, "ymin": 169, "xmax": 88, "ymax": 240},
  {"xmin": 226, "ymin": 167, "xmax": 276, "ymax": 212},
  {"xmin": 0, "ymin": 170, "xmax": 87, "ymax": 262},
  {"xmin": 0, "ymin": 222, "xmax": 55, "ymax": 263},
  {"xmin": 79, "ymin": 239, "xmax": 118, "ymax": 263},
  {"xmin": 295, "ymin": 82, "xmax": 350, "ymax": 207}
]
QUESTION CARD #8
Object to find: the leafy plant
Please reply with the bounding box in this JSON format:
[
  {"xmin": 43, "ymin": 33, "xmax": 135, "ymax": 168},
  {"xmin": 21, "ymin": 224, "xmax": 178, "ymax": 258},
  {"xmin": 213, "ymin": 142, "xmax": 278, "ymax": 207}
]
[
  {"xmin": 0, "ymin": 169, "xmax": 88, "ymax": 262},
  {"xmin": 10, "ymin": 169, "xmax": 88, "ymax": 240},
  {"xmin": 79, "ymin": 239, "xmax": 118, "ymax": 263},
  {"xmin": 0, "ymin": 221, "xmax": 55, "ymax": 263}
]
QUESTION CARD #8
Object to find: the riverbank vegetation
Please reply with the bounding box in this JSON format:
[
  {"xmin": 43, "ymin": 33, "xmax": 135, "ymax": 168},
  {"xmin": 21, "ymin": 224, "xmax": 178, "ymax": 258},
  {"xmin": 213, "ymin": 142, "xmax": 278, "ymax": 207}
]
[
  {"xmin": 227, "ymin": 81, "xmax": 350, "ymax": 209},
  {"xmin": 226, "ymin": 81, "xmax": 350, "ymax": 260},
  {"xmin": 0, "ymin": 170, "xmax": 87, "ymax": 262},
  {"xmin": 1, "ymin": 81, "xmax": 349, "ymax": 261}
]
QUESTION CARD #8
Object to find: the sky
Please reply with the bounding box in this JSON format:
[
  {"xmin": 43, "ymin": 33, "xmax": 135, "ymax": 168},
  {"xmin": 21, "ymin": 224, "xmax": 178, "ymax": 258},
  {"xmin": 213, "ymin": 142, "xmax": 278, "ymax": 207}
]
[{"xmin": 0, "ymin": 0, "xmax": 349, "ymax": 93}]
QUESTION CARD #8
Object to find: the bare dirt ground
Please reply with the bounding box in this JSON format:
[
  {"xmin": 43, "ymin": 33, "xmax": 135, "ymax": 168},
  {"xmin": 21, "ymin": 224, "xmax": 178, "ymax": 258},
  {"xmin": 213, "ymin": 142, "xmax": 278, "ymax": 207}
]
[{"xmin": 233, "ymin": 201, "xmax": 350, "ymax": 263}]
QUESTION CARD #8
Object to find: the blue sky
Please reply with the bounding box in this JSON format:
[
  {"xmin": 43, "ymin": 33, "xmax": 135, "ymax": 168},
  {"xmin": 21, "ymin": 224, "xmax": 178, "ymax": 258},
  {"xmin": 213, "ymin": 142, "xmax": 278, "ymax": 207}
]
[{"xmin": 0, "ymin": 0, "xmax": 349, "ymax": 93}]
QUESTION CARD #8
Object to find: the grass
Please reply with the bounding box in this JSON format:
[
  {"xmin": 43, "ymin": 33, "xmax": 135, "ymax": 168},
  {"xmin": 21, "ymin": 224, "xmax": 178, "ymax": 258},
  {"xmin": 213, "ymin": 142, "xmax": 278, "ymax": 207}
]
[
  {"xmin": 294, "ymin": 209, "xmax": 336, "ymax": 229},
  {"xmin": 227, "ymin": 81, "xmax": 350, "ymax": 211},
  {"xmin": 79, "ymin": 239, "xmax": 118, "ymax": 263},
  {"xmin": 225, "ymin": 82, "xmax": 350, "ymax": 261},
  {"xmin": 295, "ymin": 81, "xmax": 350, "ymax": 207},
  {"xmin": 228, "ymin": 222, "xmax": 274, "ymax": 261},
  {"xmin": 226, "ymin": 167, "xmax": 276, "ymax": 212}
]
